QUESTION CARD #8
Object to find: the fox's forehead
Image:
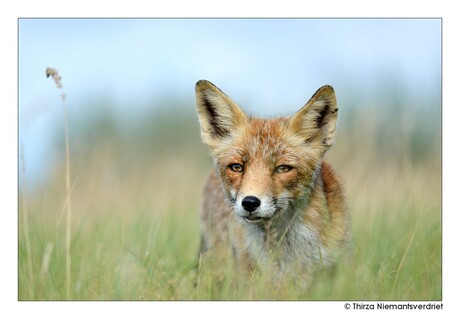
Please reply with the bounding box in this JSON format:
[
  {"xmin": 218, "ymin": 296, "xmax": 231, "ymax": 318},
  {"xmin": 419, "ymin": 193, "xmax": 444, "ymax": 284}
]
[
  {"xmin": 222, "ymin": 117, "xmax": 305, "ymax": 163},
  {"xmin": 245, "ymin": 117, "xmax": 290, "ymax": 145}
]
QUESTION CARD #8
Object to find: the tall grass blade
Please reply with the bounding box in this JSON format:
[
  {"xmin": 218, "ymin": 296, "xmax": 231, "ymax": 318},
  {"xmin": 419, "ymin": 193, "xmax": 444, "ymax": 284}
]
[{"xmin": 20, "ymin": 145, "xmax": 34, "ymax": 299}]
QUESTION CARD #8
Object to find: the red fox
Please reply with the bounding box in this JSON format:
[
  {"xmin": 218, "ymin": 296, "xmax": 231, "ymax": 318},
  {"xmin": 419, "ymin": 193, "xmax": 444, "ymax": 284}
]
[{"xmin": 195, "ymin": 80, "xmax": 351, "ymax": 282}]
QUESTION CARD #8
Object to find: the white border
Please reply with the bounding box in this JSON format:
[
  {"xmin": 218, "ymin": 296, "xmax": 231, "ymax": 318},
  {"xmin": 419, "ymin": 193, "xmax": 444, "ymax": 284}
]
[{"xmin": 4, "ymin": 1, "xmax": 459, "ymax": 318}]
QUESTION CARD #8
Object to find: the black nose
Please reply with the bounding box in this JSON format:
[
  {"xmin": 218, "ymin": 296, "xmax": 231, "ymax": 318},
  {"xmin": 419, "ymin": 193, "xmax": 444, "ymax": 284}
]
[{"xmin": 242, "ymin": 196, "xmax": 261, "ymax": 212}]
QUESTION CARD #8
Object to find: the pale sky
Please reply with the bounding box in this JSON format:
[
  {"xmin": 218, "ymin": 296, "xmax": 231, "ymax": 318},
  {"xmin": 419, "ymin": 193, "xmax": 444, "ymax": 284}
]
[{"xmin": 18, "ymin": 18, "xmax": 441, "ymax": 182}]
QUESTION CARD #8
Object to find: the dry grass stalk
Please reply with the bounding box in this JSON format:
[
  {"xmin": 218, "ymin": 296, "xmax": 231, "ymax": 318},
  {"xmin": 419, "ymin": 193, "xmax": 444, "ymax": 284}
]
[{"xmin": 47, "ymin": 67, "xmax": 72, "ymax": 300}]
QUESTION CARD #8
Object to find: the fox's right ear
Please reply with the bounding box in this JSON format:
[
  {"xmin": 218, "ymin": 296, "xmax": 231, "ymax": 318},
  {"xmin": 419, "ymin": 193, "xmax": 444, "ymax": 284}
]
[{"xmin": 195, "ymin": 80, "xmax": 247, "ymax": 147}]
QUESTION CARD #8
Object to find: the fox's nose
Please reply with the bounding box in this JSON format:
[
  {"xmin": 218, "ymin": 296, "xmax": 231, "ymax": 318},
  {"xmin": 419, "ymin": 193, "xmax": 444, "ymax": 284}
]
[{"xmin": 242, "ymin": 196, "xmax": 261, "ymax": 213}]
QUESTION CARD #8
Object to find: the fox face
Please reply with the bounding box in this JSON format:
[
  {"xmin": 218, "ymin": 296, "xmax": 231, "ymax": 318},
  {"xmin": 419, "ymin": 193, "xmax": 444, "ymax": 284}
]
[{"xmin": 195, "ymin": 80, "xmax": 339, "ymax": 228}]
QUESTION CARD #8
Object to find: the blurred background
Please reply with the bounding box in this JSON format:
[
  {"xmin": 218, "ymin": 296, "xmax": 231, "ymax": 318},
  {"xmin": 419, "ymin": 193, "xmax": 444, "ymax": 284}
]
[
  {"xmin": 19, "ymin": 18, "xmax": 440, "ymax": 185},
  {"xmin": 18, "ymin": 19, "xmax": 441, "ymax": 300}
]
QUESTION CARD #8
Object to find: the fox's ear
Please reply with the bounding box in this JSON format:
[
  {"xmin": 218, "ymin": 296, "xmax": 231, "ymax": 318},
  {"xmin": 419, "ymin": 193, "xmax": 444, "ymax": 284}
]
[
  {"xmin": 289, "ymin": 85, "xmax": 338, "ymax": 150},
  {"xmin": 195, "ymin": 80, "xmax": 248, "ymax": 146}
]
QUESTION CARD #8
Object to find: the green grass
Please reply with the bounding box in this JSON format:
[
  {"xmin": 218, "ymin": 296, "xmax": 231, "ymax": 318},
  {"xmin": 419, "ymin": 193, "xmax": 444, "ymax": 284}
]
[
  {"xmin": 17, "ymin": 197, "xmax": 441, "ymax": 300},
  {"xmin": 18, "ymin": 107, "xmax": 441, "ymax": 300}
]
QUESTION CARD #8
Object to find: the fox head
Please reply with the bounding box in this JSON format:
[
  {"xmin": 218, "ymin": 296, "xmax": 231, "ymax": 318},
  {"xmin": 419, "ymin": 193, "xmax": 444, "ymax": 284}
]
[{"xmin": 195, "ymin": 80, "xmax": 338, "ymax": 225}]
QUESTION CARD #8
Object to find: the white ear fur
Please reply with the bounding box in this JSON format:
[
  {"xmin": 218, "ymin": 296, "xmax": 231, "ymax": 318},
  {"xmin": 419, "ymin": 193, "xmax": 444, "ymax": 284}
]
[
  {"xmin": 289, "ymin": 85, "xmax": 338, "ymax": 149},
  {"xmin": 195, "ymin": 80, "xmax": 247, "ymax": 146}
]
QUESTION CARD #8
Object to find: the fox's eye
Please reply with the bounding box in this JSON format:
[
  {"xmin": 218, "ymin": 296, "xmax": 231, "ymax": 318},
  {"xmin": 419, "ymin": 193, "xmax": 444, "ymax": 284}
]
[
  {"xmin": 229, "ymin": 163, "xmax": 244, "ymax": 172},
  {"xmin": 275, "ymin": 165, "xmax": 293, "ymax": 173}
]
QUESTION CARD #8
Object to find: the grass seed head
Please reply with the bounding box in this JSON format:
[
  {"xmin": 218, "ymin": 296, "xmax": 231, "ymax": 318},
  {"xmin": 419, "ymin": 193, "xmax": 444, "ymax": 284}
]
[{"xmin": 46, "ymin": 67, "xmax": 63, "ymax": 89}]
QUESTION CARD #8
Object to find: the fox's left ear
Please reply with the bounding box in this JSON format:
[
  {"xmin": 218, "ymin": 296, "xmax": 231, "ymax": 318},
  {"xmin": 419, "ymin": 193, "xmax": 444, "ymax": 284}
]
[{"xmin": 289, "ymin": 85, "xmax": 338, "ymax": 150}]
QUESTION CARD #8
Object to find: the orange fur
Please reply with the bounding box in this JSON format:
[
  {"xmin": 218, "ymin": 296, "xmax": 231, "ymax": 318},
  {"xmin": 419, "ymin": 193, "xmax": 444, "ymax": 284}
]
[{"xmin": 195, "ymin": 80, "xmax": 351, "ymax": 282}]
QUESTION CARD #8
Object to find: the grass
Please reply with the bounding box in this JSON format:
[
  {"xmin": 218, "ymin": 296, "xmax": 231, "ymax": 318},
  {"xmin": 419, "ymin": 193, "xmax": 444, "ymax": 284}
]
[
  {"xmin": 46, "ymin": 67, "xmax": 73, "ymax": 299},
  {"xmin": 18, "ymin": 104, "xmax": 441, "ymax": 301}
]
